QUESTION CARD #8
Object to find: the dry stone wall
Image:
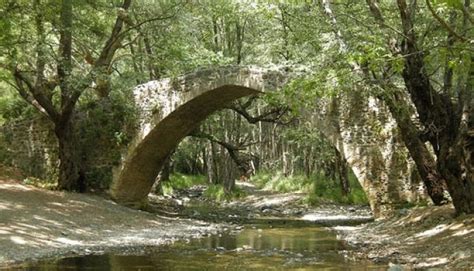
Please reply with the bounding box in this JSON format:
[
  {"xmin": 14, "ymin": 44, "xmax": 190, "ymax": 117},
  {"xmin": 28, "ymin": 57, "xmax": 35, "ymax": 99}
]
[
  {"xmin": 315, "ymin": 92, "xmax": 428, "ymax": 217},
  {"xmin": 0, "ymin": 112, "xmax": 125, "ymax": 189},
  {"xmin": 0, "ymin": 117, "xmax": 58, "ymax": 179}
]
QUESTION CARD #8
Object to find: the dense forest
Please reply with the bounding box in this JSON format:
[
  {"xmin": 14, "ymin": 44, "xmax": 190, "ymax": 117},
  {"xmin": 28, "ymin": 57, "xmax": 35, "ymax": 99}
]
[{"xmin": 0, "ymin": 0, "xmax": 472, "ymax": 216}]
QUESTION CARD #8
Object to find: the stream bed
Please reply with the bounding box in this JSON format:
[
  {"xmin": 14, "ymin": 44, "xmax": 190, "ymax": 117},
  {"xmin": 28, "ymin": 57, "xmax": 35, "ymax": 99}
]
[{"xmin": 22, "ymin": 220, "xmax": 386, "ymax": 270}]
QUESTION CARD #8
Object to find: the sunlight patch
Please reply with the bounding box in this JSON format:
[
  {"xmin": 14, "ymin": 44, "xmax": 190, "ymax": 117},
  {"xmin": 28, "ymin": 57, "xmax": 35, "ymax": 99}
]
[
  {"xmin": 56, "ymin": 237, "xmax": 83, "ymax": 245},
  {"xmin": 452, "ymin": 229, "xmax": 474, "ymax": 237},
  {"xmin": 10, "ymin": 236, "xmax": 27, "ymax": 245},
  {"xmin": 414, "ymin": 257, "xmax": 449, "ymax": 268},
  {"xmin": 302, "ymin": 214, "xmax": 371, "ymax": 221},
  {"xmin": 415, "ymin": 224, "xmax": 448, "ymax": 238}
]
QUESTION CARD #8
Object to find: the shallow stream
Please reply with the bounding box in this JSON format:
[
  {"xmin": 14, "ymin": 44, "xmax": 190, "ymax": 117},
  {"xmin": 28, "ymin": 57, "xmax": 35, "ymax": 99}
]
[{"xmin": 24, "ymin": 221, "xmax": 386, "ymax": 270}]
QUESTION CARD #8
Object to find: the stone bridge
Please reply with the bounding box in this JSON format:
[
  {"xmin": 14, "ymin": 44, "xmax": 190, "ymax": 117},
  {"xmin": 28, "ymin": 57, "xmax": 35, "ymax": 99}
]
[{"xmin": 110, "ymin": 65, "xmax": 428, "ymax": 217}]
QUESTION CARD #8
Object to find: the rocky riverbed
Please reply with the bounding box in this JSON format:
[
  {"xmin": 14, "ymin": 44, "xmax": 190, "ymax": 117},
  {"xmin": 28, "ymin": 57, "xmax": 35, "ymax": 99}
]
[
  {"xmin": 151, "ymin": 181, "xmax": 474, "ymax": 269},
  {"xmin": 1, "ymin": 171, "xmax": 473, "ymax": 270}
]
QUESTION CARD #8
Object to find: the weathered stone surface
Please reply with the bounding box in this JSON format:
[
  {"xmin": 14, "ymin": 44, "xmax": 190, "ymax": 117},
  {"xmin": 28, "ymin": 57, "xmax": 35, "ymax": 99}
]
[
  {"xmin": 110, "ymin": 65, "xmax": 428, "ymax": 216},
  {"xmin": 315, "ymin": 92, "xmax": 427, "ymax": 217},
  {"xmin": 0, "ymin": 65, "xmax": 427, "ymax": 216},
  {"xmin": 110, "ymin": 66, "xmax": 304, "ymax": 207},
  {"xmin": 0, "ymin": 118, "xmax": 58, "ymax": 179}
]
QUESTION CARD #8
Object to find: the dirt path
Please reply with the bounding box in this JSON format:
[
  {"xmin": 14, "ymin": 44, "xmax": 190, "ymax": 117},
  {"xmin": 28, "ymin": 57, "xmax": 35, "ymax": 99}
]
[{"xmin": 0, "ymin": 178, "xmax": 221, "ymax": 267}]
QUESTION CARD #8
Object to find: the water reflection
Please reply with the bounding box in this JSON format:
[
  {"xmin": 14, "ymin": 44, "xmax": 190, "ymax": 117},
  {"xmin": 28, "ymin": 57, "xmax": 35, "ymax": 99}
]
[{"xmin": 24, "ymin": 226, "xmax": 386, "ymax": 270}]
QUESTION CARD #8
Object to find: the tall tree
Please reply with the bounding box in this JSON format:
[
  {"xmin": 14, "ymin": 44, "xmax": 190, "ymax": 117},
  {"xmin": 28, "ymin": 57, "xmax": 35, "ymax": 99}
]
[
  {"xmin": 394, "ymin": 0, "xmax": 473, "ymax": 213},
  {"xmin": 1, "ymin": 0, "xmax": 133, "ymax": 191}
]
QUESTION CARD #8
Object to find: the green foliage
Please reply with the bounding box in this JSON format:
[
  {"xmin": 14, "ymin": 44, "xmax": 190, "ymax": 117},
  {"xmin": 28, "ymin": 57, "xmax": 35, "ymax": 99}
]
[
  {"xmin": 252, "ymin": 171, "xmax": 368, "ymax": 205},
  {"xmin": 169, "ymin": 173, "xmax": 207, "ymax": 189},
  {"xmin": 434, "ymin": 0, "xmax": 463, "ymax": 9},
  {"xmin": 73, "ymin": 92, "xmax": 138, "ymax": 190},
  {"xmin": 304, "ymin": 173, "xmax": 368, "ymax": 205},
  {"xmin": 22, "ymin": 176, "xmax": 57, "ymax": 190},
  {"xmin": 161, "ymin": 174, "xmax": 245, "ymax": 201},
  {"xmin": 0, "ymin": 84, "xmax": 37, "ymax": 123},
  {"xmin": 161, "ymin": 173, "xmax": 207, "ymax": 196},
  {"xmin": 252, "ymin": 171, "xmax": 312, "ymax": 193},
  {"xmin": 203, "ymin": 184, "xmax": 246, "ymax": 202}
]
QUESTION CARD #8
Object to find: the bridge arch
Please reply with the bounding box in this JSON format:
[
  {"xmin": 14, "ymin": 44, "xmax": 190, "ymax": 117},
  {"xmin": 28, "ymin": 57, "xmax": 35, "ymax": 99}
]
[
  {"xmin": 110, "ymin": 65, "xmax": 427, "ymax": 217},
  {"xmin": 110, "ymin": 66, "xmax": 304, "ymax": 207}
]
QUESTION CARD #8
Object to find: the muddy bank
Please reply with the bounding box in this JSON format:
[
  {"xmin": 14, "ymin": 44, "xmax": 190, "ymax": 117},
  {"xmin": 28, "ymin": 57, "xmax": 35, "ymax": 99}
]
[
  {"xmin": 0, "ymin": 179, "xmax": 222, "ymax": 267},
  {"xmin": 334, "ymin": 205, "xmax": 474, "ymax": 269}
]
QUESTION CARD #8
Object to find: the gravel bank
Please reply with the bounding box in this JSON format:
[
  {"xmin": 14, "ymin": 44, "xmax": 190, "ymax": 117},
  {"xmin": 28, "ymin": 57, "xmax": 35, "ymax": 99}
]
[
  {"xmin": 334, "ymin": 205, "xmax": 474, "ymax": 269},
  {"xmin": 0, "ymin": 179, "xmax": 222, "ymax": 268}
]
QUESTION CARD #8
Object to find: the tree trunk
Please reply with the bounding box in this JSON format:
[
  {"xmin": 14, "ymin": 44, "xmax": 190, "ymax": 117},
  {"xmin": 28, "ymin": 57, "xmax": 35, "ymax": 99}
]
[
  {"xmin": 381, "ymin": 91, "xmax": 448, "ymax": 205},
  {"xmin": 223, "ymin": 176, "xmax": 235, "ymax": 194},
  {"xmin": 55, "ymin": 119, "xmax": 83, "ymax": 191},
  {"xmin": 395, "ymin": 0, "xmax": 473, "ymax": 212},
  {"xmin": 438, "ymin": 115, "xmax": 474, "ymax": 214},
  {"xmin": 438, "ymin": 55, "xmax": 474, "ymax": 214},
  {"xmin": 153, "ymin": 155, "xmax": 171, "ymax": 194},
  {"xmin": 161, "ymin": 156, "xmax": 171, "ymax": 183},
  {"xmin": 362, "ymin": 0, "xmax": 449, "ymax": 205},
  {"xmin": 335, "ymin": 147, "xmax": 350, "ymax": 196}
]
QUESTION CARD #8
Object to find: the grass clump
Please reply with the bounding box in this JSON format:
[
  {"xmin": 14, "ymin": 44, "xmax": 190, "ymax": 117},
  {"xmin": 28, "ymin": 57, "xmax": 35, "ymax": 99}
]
[
  {"xmin": 304, "ymin": 173, "xmax": 368, "ymax": 205},
  {"xmin": 251, "ymin": 171, "xmax": 369, "ymax": 205},
  {"xmin": 161, "ymin": 173, "xmax": 245, "ymax": 202},
  {"xmin": 203, "ymin": 184, "xmax": 246, "ymax": 202},
  {"xmin": 251, "ymin": 171, "xmax": 312, "ymax": 193},
  {"xmin": 161, "ymin": 173, "xmax": 207, "ymax": 196}
]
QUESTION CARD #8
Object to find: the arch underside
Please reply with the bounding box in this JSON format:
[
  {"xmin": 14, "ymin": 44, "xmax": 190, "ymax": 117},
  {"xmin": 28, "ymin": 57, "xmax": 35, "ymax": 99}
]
[
  {"xmin": 109, "ymin": 65, "xmax": 426, "ymax": 218},
  {"xmin": 110, "ymin": 85, "xmax": 259, "ymax": 207}
]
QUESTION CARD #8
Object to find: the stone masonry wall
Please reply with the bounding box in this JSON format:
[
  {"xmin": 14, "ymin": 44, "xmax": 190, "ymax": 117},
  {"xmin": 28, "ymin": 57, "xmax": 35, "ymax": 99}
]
[
  {"xmin": 112, "ymin": 65, "xmax": 429, "ymax": 216},
  {"xmin": 0, "ymin": 117, "xmax": 58, "ymax": 179}
]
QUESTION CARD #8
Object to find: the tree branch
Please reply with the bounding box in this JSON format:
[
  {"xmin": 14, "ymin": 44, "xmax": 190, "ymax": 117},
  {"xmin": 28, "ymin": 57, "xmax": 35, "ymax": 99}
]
[
  {"xmin": 189, "ymin": 131, "xmax": 244, "ymax": 151},
  {"xmin": 13, "ymin": 68, "xmax": 59, "ymax": 121},
  {"xmin": 61, "ymin": 0, "xmax": 134, "ymax": 115},
  {"xmin": 9, "ymin": 77, "xmax": 48, "ymax": 117},
  {"xmin": 227, "ymin": 103, "xmax": 291, "ymax": 125},
  {"xmin": 425, "ymin": 0, "xmax": 468, "ymax": 43},
  {"xmin": 365, "ymin": 0, "xmax": 410, "ymax": 41}
]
